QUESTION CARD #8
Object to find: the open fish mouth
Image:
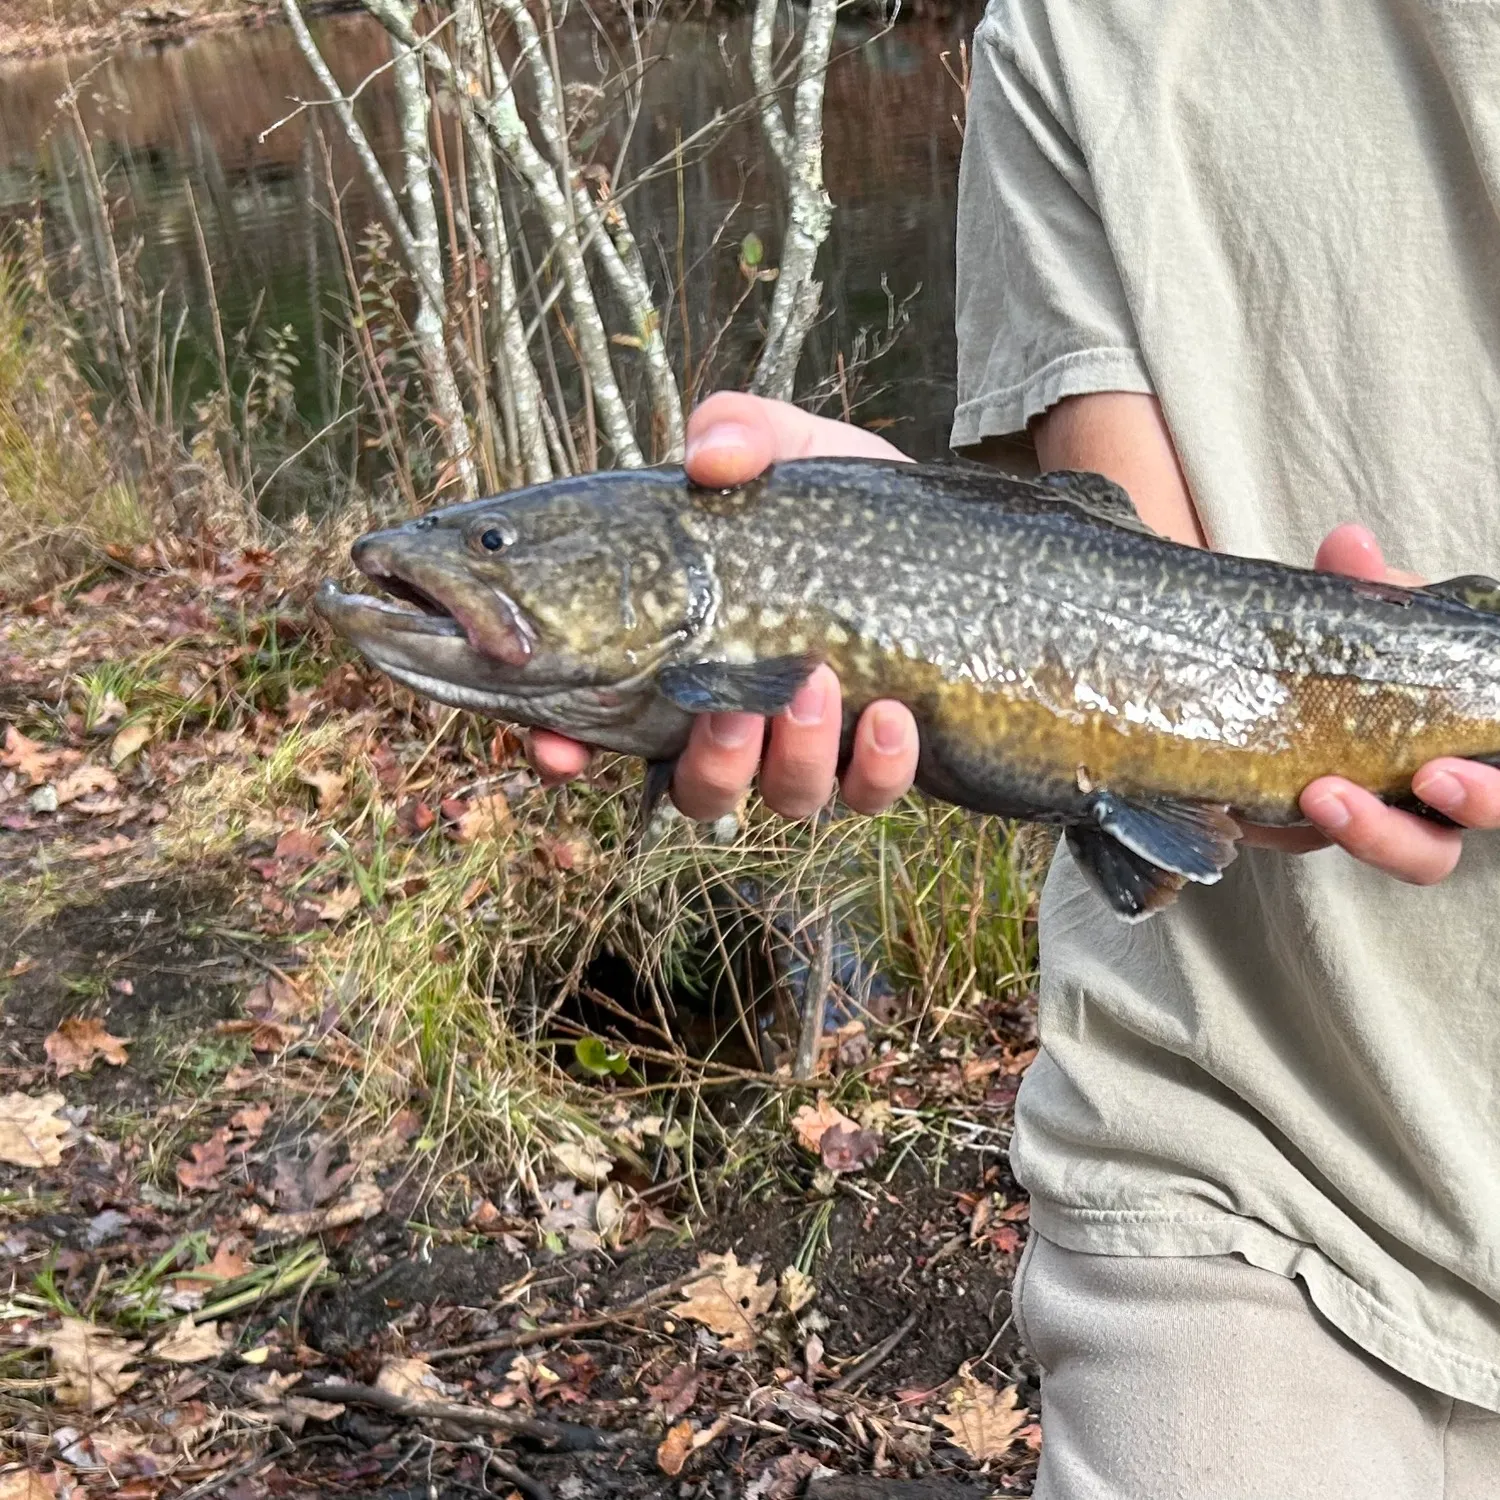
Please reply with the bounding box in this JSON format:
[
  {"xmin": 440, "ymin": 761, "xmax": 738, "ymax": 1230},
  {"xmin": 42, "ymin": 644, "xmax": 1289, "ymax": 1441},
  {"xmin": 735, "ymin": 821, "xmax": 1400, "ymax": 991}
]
[{"xmin": 314, "ymin": 577, "xmax": 465, "ymax": 637}]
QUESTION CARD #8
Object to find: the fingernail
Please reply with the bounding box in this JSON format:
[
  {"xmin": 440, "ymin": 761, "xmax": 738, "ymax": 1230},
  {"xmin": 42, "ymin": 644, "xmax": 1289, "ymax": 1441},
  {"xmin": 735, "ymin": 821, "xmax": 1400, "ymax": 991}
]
[
  {"xmin": 871, "ymin": 704, "xmax": 907, "ymax": 753},
  {"xmin": 786, "ymin": 675, "xmax": 828, "ymax": 726},
  {"xmin": 1304, "ymin": 790, "xmax": 1351, "ymax": 831},
  {"xmin": 685, "ymin": 422, "xmax": 754, "ymax": 465},
  {"xmin": 1417, "ymin": 770, "xmax": 1465, "ymax": 815},
  {"xmin": 708, "ymin": 712, "xmax": 757, "ymax": 749}
]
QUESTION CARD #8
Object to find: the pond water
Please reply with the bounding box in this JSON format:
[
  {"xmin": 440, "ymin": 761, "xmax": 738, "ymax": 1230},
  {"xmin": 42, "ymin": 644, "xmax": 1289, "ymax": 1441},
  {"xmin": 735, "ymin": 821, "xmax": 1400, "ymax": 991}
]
[{"xmin": 0, "ymin": 7, "xmax": 976, "ymax": 474}]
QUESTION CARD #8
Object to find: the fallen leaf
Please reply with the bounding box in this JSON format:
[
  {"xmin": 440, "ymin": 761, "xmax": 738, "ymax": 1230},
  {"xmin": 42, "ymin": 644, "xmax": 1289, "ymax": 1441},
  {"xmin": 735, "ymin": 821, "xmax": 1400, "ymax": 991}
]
[
  {"xmin": 0, "ymin": 1470, "xmax": 53, "ymax": 1499},
  {"xmin": 172, "ymin": 1238, "xmax": 252, "ymax": 1298},
  {"xmin": 229, "ymin": 1101, "xmax": 273, "ymax": 1143},
  {"xmin": 537, "ymin": 1179, "xmax": 600, "ymax": 1251},
  {"xmin": 455, "ymin": 792, "xmax": 510, "ymax": 842},
  {"xmin": 376, "ymin": 1357, "xmax": 446, "ymax": 1407},
  {"xmin": 791, "ymin": 1095, "xmax": 858, "ymax": 1154},
  {"xmin": 778, "ymin": 1266, "xmax": 817, "ymax": 1314},
  {"xmin": 670, "ymin": 1251, "xmax": 776, "ymax": 1353},
  {"xmin": 272, "ymin": 827, "xmax": 323, "ymax": 864},
  {"xmin": 155, "ymin": 1318, "xmax": 229, "ymax": 1363},
  {"xmin": 0, "ymin": 1091, "xmax": 71, "ymax": 1168},
  {"xmin": 1, "ymin": 726, "xmax": 56, "ymax": 782},
  {"xmin": 819, "ymin": 1123, "xmax": 881, "ymax": 1175},
  {"xmin": 271, "ymin": 1140, "xmax": 356, "ymax": 1212},
  {"xmin": 109, "ymin": 721, "xmax": 152, "ymax": 767},
  {"xmin": 70, "ymin": 835, "xmax": 134, "ymax": 859},
  {"xmin": 934, "ymin": 1365, "xmax": 1027, "ymax": 1461},
  {"xmin": 53, "ymin": 765, "xmax": 117, "ymax": 806},
  {"xmin": 552, "ymin": 1137, "xmax": 615, "ymax": 1186},
  {"xmin": 240, "ymin": 1178, "xmax": 383, "ymax": 1239},
  {"xmin": 312, "ymin": 885, "xmax": 361, "ymax": 923},
  {"xmin": 644, "ymin": 1362, "xmax": 700, "ymax": 1420},
  {"xmin": 657, "ymin": 1419, "xmax": 694, "ymax": 1476},
  {"xmin": 34, "ymin": 1318, "xmax": 142, "ymax": 1411},
  {"xmin": 176, "ymin": 1128, "xmax": 230, "ymax": 1192},
  {"xmin": 298, "ymin": 767, "xmax": 346, "ymax": 813},
  {"xmin": 44, "ymin": 1017, "xmax": 130, "ymax": 1077}
]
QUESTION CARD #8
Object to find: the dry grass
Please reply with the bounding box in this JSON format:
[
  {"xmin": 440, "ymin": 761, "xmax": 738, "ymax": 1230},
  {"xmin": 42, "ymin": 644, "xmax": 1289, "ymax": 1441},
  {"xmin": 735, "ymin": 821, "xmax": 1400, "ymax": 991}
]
[{"xmin": 0, "ymin": 245, "xmax": 151, "ymax": 597}]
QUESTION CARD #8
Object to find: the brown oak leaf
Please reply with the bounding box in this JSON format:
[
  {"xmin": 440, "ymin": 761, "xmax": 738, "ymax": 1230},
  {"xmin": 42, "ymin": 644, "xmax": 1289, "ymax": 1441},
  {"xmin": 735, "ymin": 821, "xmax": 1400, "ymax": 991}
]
[
  {"xmin": 670, "ymin": 1251, "xmax": 776, "ymax": 1354},
  {"xmin": 44, "ymin": 1017, "xmax": 130, "ymax": 1077},
  {"xmin": 176, "ymin": 1128, "xmax": 231, "ymax": 1192},
  {"xmin": 0, "ymin": 1091, "xmax": 72, "ymax": 1168},
  {"xmin": 933, "ymin": 1365, "xmax": 1027, "ymax": 1461}
]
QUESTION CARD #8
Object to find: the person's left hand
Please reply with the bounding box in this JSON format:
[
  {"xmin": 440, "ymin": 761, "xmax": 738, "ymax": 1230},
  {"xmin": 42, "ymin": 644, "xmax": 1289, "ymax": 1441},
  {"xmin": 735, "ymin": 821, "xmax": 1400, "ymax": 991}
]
[{"xmin": 1241, "ymin": 523, "xmax": 1500, "ymax": 882}]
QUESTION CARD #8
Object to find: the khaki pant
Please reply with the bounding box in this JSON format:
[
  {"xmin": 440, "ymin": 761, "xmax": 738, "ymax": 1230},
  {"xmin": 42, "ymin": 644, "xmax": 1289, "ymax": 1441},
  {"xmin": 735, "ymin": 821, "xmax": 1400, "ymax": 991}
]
[{"xmin": 1014, "ymin": 1233, "xmax": 1500, "ymax": 1499}]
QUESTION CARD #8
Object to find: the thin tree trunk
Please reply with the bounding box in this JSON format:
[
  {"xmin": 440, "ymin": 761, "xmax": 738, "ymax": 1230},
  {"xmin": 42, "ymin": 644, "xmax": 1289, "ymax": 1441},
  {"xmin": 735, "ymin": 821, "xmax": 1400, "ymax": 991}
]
[
  {"xmin": 750, "ymin": 0, "xmax": 837, "ymax": 402},
  {"xmin": 495, "ymin": 0, "xmax": 684, "ymax": 460},
  {"xmin": 364, "ymin": 0, "xmax": 644, "ymax": 468},
  {"xmin": 391, "ymin": 24, "xmax": 478, "ymax": 497},
  {"xmin": 455, "ymin": 0, "xmax": 552, "ymax": 484}
]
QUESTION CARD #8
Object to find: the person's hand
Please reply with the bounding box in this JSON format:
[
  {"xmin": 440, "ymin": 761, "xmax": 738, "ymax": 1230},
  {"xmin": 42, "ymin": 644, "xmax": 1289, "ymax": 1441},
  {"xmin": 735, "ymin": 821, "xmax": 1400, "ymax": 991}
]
[
  {"xmin": 1240, "ymin": 523, "xmax": 1500, "ymax": 882},
  {"xmin": 528, "ymin": 391, "xmax": 923, "ymax": 818}
]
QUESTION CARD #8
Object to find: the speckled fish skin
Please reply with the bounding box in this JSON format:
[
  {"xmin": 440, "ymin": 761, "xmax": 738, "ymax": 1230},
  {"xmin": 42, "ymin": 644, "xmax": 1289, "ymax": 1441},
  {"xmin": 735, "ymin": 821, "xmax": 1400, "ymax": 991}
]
[{"xmin": 315, "ymin": 457, "xmax": 1500, "ymax": 918}]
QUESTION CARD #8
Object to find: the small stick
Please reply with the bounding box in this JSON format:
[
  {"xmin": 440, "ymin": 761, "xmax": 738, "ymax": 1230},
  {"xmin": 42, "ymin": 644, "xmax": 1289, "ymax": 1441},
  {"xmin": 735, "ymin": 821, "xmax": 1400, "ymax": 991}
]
[
  {"xmin": 488, "ymin": 1455, "xmax": 554, "ymax": 1500},
  {"xmin": 824, "ymin": 1311, "xmax": 920, "ymax": 1395},
  {"xmin": 794, "ymin": 910, "xmax": 835, "ymax": 1081},
  {"xmin": 297, "ymin": 1382, "xmax": 603, "ymax": 1450},
  {"xmin": 427, "ymin": 1269, "xmax": 701, "ymax": 1362}
]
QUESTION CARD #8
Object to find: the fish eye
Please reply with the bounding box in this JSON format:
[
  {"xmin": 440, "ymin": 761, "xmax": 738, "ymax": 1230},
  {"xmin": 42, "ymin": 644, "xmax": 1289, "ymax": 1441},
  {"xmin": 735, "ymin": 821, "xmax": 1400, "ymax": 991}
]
[{"xmin": 479, "ymin": 527, "xmax": 508, "ymax": 552}]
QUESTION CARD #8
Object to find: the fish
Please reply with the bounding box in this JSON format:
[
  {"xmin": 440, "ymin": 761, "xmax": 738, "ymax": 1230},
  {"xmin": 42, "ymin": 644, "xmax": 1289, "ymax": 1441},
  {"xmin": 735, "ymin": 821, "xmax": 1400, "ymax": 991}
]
[{"xmin": 314, "ymin": 458, "xmax": 1500, "ymax": 921}]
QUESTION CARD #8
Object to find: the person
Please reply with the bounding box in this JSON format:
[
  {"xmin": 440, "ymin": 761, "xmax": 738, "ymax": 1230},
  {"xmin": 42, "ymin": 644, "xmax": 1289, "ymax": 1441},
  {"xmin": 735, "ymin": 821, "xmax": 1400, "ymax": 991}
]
[{"xmin": 535, "ymin": 1, "xmax": 1500, "ymax": 1492}]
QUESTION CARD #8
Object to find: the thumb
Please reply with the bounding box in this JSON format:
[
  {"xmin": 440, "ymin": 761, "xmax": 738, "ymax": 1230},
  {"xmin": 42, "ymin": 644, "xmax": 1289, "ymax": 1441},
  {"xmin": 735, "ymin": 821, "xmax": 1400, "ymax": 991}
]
[{"xmin": 1314, "ymin": 523, "xmax": 1387, "ymax": 582}]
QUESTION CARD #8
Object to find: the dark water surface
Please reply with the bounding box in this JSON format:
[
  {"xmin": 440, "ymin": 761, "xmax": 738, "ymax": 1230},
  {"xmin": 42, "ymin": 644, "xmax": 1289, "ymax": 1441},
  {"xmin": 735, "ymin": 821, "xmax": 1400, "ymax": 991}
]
[{"xmin": 0, "ymin": 9, "xmax": 974, "ymax": 468}]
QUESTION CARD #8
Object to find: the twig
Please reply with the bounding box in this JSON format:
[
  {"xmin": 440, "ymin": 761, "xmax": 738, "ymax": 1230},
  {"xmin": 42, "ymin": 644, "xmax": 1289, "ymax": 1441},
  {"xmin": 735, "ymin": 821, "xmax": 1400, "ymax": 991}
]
[
  {"xmin": 172, "ymin": 1436, "xmax": 292, "ymax": 1500},
  {"xmin": 426, "ymin": 1269, "xmax": 700, "ymax": 1362},
  {"xmin": 298, "ymin": 1382, "xmax": 605, "ymax": 1449},
  {"xmin": 824, "ymin": 1310, "xmax": 919, "ymax": 1394},
  {"xmin": 488, "ymin": 1456, "xmax": 554, "ymax": 1500},
  {"xmin": 794, "ymin": 909, "xmax": 835, "ymax": 1081}
]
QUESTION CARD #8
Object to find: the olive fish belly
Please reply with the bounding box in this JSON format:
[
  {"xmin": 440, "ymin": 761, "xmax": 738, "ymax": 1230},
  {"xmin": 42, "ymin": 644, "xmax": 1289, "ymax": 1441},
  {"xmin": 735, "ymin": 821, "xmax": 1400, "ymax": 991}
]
[{"xmin": 831, "ymin": 655, "xmax": 1500, "ymax": 826}]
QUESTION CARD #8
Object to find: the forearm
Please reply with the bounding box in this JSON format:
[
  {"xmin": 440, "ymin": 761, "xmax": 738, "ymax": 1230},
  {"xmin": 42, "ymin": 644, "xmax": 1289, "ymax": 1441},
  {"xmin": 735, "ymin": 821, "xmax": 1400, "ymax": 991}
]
[{"xmin": 1030, "ymin": 392, "xmax": 1207, "ymax": 547}]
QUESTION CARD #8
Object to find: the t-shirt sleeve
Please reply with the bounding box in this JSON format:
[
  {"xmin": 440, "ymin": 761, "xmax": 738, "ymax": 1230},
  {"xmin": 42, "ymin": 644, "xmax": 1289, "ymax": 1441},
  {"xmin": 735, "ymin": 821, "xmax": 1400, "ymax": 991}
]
[{"xmin": 951, "ymin": 0, "xmax": 1154, "ymax": 449}]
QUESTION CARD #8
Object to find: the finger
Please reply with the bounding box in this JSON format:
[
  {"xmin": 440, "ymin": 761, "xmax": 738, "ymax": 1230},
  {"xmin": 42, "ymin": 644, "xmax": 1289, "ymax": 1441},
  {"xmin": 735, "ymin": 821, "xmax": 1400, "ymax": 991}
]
[
  {"xmin": 1410, "ymin": 758, "xmax": 1500, "ymax": 830},
  {"xmin": 1237, "ymin": 821, "xmax": 1331, "ymax": 854},
  {"xmin": 1300, "ymin": 777, "xmax": 1463, "ymax": 884},
  {"xmin": 684, "ymin": 390, "xmax": 909, "ymax": 488},
  {"xmin": 1314, "ymin": 523, "xmax": 1424, "ymax": 587},
  {"xmin": 840, "ymin": 701, "xmax": 919, "ymax": 814},
  {"xmin": 529, "ymin": 730, "xmax": 592, "ymax": 782},
  {"xmin": 670, "ymin": 711, "xmax": 765, "ymax": 822},
  {"xmin": 759, "ymin": 665, "xmax": 842, "ymax": 818}
]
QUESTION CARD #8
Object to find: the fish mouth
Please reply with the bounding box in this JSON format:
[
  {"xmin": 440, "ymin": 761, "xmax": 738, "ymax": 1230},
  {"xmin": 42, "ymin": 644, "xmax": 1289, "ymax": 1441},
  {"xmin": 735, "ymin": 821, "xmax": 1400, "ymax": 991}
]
[
  {"xmin": 321, "ymin": 538, "xmax": 536, "ymax": 667},
  {"xmin": 315, "ymin": 576, "xmax": 466, "ymax": 638}
]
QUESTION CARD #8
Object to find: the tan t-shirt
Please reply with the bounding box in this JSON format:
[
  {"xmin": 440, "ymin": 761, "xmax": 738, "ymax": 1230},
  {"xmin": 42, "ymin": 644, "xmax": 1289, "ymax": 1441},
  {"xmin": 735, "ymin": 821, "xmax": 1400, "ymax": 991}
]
[{"xmin": 953, "ymin": 0, "xmax": 1500, "ymax": 1409}]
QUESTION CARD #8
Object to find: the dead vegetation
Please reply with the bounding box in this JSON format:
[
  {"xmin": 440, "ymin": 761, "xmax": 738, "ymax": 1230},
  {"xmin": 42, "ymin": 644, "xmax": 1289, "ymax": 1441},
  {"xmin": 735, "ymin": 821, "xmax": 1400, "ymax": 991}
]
[{"xmin": 0, "ymin": 4, "xmax": 1040, "ymax": 1491}]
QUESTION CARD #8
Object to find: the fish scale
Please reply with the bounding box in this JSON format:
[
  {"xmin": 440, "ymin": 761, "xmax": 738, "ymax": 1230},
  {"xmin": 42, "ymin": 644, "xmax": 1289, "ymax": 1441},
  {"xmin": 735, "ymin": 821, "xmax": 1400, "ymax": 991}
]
[{"xmin": 316, "ymin": 458, "xmax": 1500, "ymax": 921}]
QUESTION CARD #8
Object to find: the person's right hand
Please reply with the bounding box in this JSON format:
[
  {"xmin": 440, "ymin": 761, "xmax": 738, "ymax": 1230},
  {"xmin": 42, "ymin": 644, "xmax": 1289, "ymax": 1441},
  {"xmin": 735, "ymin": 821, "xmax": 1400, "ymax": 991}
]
[{"xmin": 528, "ymin": 392, "xmax": 923, "ymax": 819}]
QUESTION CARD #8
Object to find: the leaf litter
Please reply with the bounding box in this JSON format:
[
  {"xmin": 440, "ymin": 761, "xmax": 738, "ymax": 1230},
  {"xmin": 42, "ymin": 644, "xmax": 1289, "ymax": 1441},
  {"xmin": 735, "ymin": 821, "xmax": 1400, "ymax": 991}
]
[{"xmin": 0, "ymin": 529, "xmax": 1041, "ymax": 1497}]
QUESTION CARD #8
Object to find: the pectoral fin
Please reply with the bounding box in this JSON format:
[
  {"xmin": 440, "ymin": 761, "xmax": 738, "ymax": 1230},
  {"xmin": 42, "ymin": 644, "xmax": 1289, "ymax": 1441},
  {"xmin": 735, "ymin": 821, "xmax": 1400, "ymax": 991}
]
[
  {"xmin": 656, "ymin": 654, "xmax": 819, "ymax": 715},
  {"xmin": 639, "ymin": 757, "xmax": 677, "ymax": 831},
  {"xmin": 1067, "ymin": 792, "xmax": 1240, "ymax": 922}
]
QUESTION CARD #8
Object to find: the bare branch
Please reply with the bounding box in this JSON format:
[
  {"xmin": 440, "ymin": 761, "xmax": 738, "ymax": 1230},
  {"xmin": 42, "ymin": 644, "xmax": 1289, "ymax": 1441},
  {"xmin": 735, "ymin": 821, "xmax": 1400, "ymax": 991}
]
[
  {"xmin": 390, "ymin": 16, "xmax": 478, "ymax": 497},
  {"xmin": 751, "ymin": 0, "xmax": 837, "ymax": 401},
  {"xmin": 750, "ymin": 0, "xmax": 792, "ymax": 170},
  {"xmin": 363, "ymin": 0, "xmax": 645, "ymax": 467}
]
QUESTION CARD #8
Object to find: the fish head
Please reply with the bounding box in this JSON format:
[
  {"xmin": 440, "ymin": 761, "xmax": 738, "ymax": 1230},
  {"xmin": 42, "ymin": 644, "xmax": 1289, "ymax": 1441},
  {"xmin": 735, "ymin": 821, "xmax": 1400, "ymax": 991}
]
[{"xmin": 314, "ymin": 468, "xmax": 714, "ymax": 743}]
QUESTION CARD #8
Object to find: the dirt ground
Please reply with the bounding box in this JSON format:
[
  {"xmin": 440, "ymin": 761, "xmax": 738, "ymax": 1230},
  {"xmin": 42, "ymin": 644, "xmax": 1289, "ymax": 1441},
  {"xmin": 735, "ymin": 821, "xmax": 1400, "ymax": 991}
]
[{"xmin": 1, "ymin": 785, "xmax": 1039, "ymax": 1499}]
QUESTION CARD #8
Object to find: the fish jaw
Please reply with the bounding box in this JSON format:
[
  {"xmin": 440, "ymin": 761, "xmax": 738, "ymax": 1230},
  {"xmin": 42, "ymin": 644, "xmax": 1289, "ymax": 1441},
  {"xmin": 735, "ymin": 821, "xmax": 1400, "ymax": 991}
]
[
  {"xmin": 313, "ymin": 580, "xmax": 694, "ymax": 758},
  {"xmin": 350, "ymin": 531, "xmax": 535, "ymax": 667}
]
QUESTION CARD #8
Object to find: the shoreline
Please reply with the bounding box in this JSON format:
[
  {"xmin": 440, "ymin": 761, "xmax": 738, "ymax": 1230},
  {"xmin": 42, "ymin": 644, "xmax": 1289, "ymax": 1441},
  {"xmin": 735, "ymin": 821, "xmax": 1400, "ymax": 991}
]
[{"xmin": 0, "ymin": 0, "xmax": 356, "ymax": 63}]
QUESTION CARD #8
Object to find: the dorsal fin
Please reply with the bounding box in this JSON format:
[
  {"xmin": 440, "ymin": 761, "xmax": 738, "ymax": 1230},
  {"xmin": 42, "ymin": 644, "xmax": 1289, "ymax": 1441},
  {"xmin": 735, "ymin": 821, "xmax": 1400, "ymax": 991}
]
[
  {"xmin": 1037, "ymin": 469, "xmax": 1157, "ymax": 536},
  {"xmin": 1422, "ymin": 574, "xmax": 1500, "ymax": 612}
]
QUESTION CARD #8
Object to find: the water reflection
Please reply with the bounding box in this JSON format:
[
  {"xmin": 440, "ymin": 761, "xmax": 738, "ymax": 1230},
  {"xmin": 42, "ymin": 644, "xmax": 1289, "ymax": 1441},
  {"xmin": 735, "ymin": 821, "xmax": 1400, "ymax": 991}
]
[{"xmin": 0, "ymin": 10, "xmax": 972, "ymax": 467}]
